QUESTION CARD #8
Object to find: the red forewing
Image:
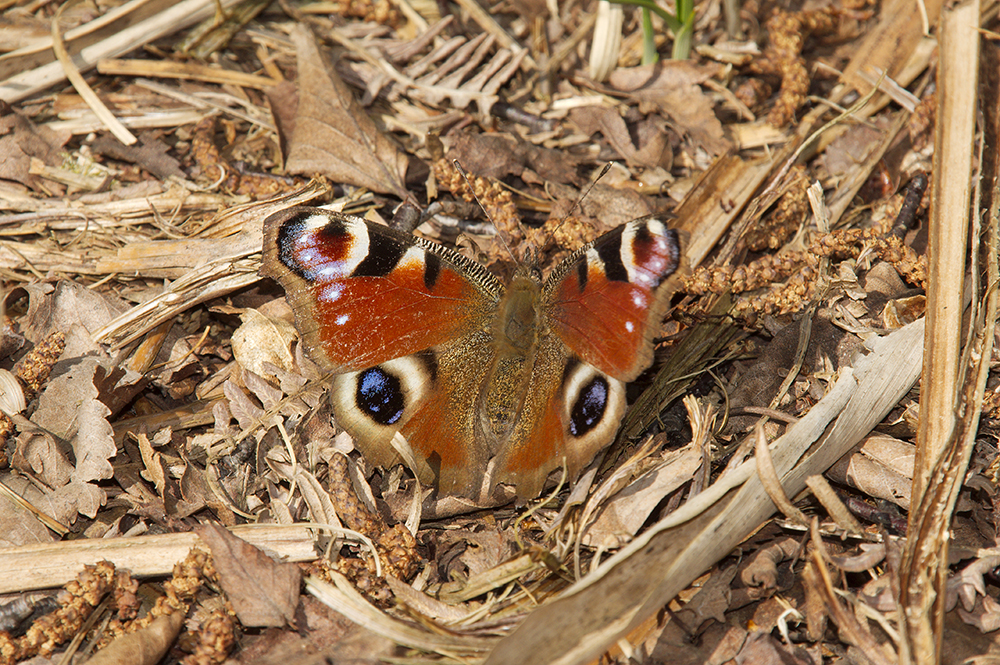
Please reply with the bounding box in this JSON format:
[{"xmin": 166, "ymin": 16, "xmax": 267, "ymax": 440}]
[
  {"xmin": 261, "ymin": 207, "xmax": 502, "ymax": 372},
  {"xmin": 543, "ymin": 217, "xmax": 681, "ymax": 380}
]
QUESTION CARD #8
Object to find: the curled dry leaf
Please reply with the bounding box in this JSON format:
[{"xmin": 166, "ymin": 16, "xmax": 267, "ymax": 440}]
[
  {"xmin": 16, "ymin": 357, "xmax": 115, "ymax": 521},
  {"xmin": 85, "ymin": 611, "xmax": 185, "ymax": 665},
  {"xmin": 945, "ymin": 555, "xmax": 1000, "ymax": 613},
  {"xmin": 957, "ymin": 594, "xmax": 1000, "ymax": 633},
  {"xmin": 582, "ymin": 446, "xmax": 703, "ymax": 549},
  {"xmin": 285, "ymin": 25, "xmax": 412, "ymax": 200},
  {"xmin": 828, "ymin": 543, "xmax": 887, "ymax": 573},
  {"xmin": 826, "ymin": 434, "xmax": 914, "ymax": 509},
  {"xmin": 0, "ymin": 369, "xmax": 25, "ymax": 415}
]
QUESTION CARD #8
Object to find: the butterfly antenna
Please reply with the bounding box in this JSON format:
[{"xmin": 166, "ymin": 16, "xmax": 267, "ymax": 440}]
[
  {"xmin": 453, "ymin": 160, "xmax": 517, "ymax": 263},
  {"xmin": 541, "ymin": 161, "xmax": 615, "ymax": 249}
]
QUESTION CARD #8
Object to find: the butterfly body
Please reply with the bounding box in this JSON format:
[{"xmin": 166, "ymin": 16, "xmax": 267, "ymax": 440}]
[{"xmin": 261, "ymin": 207, "xmax": 681, "ymax": 500}]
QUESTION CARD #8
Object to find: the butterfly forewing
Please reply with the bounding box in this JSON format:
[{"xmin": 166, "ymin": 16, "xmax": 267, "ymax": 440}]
[
  {"xmin": 262, "ymin": 207, "xmax": 503, "ymax": 372},
  {"xmin": 542, "ymin": 217, "xmax": 682, "ymax": 381}
]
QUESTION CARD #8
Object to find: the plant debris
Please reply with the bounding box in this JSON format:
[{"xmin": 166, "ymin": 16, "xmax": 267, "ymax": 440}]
[{"xmin": 0, "ymin": 0, "xmax": 995, "ymax": 663}]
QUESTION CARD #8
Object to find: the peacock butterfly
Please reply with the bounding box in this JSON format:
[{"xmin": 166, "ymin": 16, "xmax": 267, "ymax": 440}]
[{"xmin": 260, "ymin": 207, "xmax": 682, "ymax": 501}]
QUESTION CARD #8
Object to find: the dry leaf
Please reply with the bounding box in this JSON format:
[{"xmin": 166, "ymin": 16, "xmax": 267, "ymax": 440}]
[
  {"xmin": 86, "ymin": 611, "xmax": 185, "ymax": 665},
  {"xmin": 0, "ymin": 474, "xmax": 57, "ymax": 547},
  {"xmin": 608, "ymin": 63, "xmax": 730, "ymax": 157},
  {"xmin": 16, "ymin": 356, "xmax": 116, "ymax": 521},
  {"xmin": 23, "ymin": 281, "xmax": 127, "ymax": 344},
  {"xmin": 0, "ymin": 113, "xmax": 67, "ymax": 191},
  {"xmin": 826, "ymin": 434, "xmax": 914, "ymax": 509},
  {"xmin": 446, "ymin": 132, "xmax": 582, "ymax": 185},
  {"xmin": 231, "ymin": 308, "xmax": 297, "ymax": 378},
  {"xmin": 583, "ymin": 446, "xmax": 703, "ymax": 548},
  {"xmin": 195, "ymin": 522, "xmax": 302, "ymax": 628},
  {"xmin": 285, "ymin": 25, "xmax": 412, "ymax": 199},
  {"xmin": 730, "ymin": 630, "xmax": 817, "ymax": 665},
  {"xmin": 569, "ymin": 106, "xmax": 671, "ymax": 169},
  {"xmin": 957, "ymin": 595, "xmax": 1000, "ymax": 633},
  {"xmin": 90, "ymin": 132, "xmax": 185, "ymax": 180}
]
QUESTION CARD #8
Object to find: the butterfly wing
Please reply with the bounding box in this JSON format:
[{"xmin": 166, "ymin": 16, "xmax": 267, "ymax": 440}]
[
  {"xmin": 488, "ymin": 217, "xmax": 681, "ymax": 498},
  {"xmin": 542, "ymin": 216, "xmax": 682, "ymax": 381},
  {"xmin": 262, "ymin": 207, "xmax": 503, "ymax": 490},
  {"xmin": 490, "ymin": 333, "xmax": 628, "ymax": 499},
  {"xmin": 262, "ymin": 207, "xmax": 503, "ymax": 371}
]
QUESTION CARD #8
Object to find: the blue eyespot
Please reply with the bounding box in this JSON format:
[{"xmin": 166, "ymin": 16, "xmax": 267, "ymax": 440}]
[
  {"xmin": 569, "ymin": 376, "xmax": 608, "ymax": 436},
  {"xmin": 356, "ymin": 368, "xmax": 405, "ymax": 425}
]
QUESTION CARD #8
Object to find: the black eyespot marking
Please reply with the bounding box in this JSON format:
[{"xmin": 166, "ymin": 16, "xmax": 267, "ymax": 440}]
[
  {"xmin": 596, "ymin": 227, "xmax": 629, "ymax": 282},
  {"xmin": 418, "ymin": 350, "xmax": 438, "ymax": 383},
  {"xmin": 569, "ymin": 376, "xmax": 609, "ymax": 437},
  {"xmin": 356, "ymin": 367, "xmax": 405, "ymax": 425},
  {"xmin": 353, "ymin": 230, "xmax": 406, "ymax": 277}
]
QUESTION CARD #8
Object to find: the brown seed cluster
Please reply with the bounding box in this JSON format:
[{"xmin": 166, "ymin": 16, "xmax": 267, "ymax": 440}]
[
  {"xmin": 744, "ymin": 166, "xmax": 810, "ymax": 251},
  {"xmin": 908, "ymin": 91, "xmax": 936, "ymax": 151},
  {"xmin": 685, "ymin": 224, "xmax": 927, "ymax": 318},
  {"xmin": 733, "ymin": 78, "xmax": 775, "ymax": 115},
  {"xmin": 182, "ymin": 608, "xmax": 236, "ymax": 665},
  {"xmin": 331, "ymin": 0, "xmax": 401, "ymax": 25},
  {"xmin": 189, "ymin": 116, "xmax": 298, "ymax": 198},
  {"xmin": 0, "ymin": 561, "xmax": 119, "ymax": 664},
  {"xmin": 14, "ymin": 331, "xmax": 65, "ymax": 397},
  {"xmin": 434, "ymin": 159, "xmax": 523, "ymax": 246},
  {"xmin": 0, "ymin": 330, "xmax": 66, "ymax": 445},
  {"xmin": 748, "ymin": 6, "xmax": 848, "ymax": 127},
  {"xmin": 326, "ymin": 453, "xmax": 420, "ymax": 604}
]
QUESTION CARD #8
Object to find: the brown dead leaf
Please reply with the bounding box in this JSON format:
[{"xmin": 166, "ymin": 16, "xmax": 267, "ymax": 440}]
[
  {"xmin": 583, "ymin": 446, "xmax": 703, "ymax": 548},
  {"xmin": 231, "ymin": 308, "xmax": 297, "ymax": 378},
  {"xmin": 731, "ymin": 631, "xmax": 817, "ymax": 665},
  {"xmin": 608, "ymin": 63, "xmax": 730, "ymax": 157},
  {"xmin": 266, "ymin": 80, "xmax": 298, "ymax": 161},
  {"xmin": 827, "ymin": 434, "xmax": 914, "ymax": 509},
  {"xmin": 285, "ymin": 25, "xmax": 413, "ymax": 199},
  {"xmin": 13, "ymin": 356, "xmax": 116, "ymax": 521},
  {"xmin": 137, "ymin": 432, "xmax": 168, "ymax": 497},
  {"xmin": 957, "ymin": 594, "xmax": 1000, "ymax": 633},
  {"xmin": 946, "ymin": 556, "xmax": 1000, "ymax": 613},
  {"xmin": 816, "ymin": 118, "xmax": 891, "ymax": 183},
  {"xmin": 86, "ymin": 611, "xmax": 185, "ymax": 665},
  {"xmin": 233, "ymin": 595, "xmax": 394, "ymax": 665},
  {"xmin": 547, "ymin": 183, "xmax": 656, "ymax": 232},
  {"xmin": 90, "ymin": 131, "xmax": 185, "ymax": 180},
  {"xmin": 740, "ymin": 537, "xmax": 800, "ymax": 592},
  {"xmin": 445, "ymin": 132, "xmax": 582, "ymax": 185},
  {"xmin": 0, "ymin": 113, "xmax": 68, "ymax": 191},
  {"xmin": 22, "ymin": 281, "xmax": 127, "ymax": 344},
  {"xmin": 195, "ymin": 522, "xmax": 302, "ymax": 628},
  {"xmin": 13, "ymin": 428, "xmax": 73, "ymax": 489},
  {"xmin": 569, "ymin": 106, "xmax": 671, "ymax": 169},
  {"xmin": 646, "ymin": 620, "xmax": 746, "ymax": 664},
  {"xmin": 0, "ymin": 474, "xmax": 57, "ymax": 547}
]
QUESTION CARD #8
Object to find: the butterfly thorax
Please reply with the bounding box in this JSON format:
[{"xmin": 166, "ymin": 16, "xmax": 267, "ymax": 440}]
[
  {"xmin": 480, "ymin": 269, "xmax": 545, "ymax": 446},
  {"xmin": 495, "ymin": 269, "xmax": 544, "ymax": 354}
]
